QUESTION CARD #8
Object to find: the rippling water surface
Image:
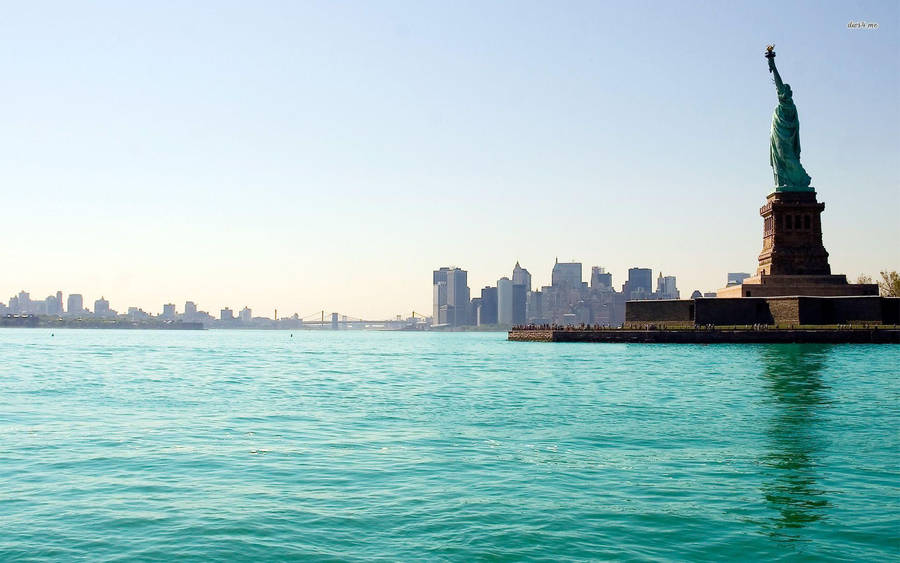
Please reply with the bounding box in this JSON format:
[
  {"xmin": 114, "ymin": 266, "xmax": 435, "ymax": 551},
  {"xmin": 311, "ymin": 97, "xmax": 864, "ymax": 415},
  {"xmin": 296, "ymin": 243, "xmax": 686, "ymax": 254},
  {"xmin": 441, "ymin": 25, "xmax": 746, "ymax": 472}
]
[{"xmin": 1, "ymin": 329, "xmax": 898, "ymax": 560}]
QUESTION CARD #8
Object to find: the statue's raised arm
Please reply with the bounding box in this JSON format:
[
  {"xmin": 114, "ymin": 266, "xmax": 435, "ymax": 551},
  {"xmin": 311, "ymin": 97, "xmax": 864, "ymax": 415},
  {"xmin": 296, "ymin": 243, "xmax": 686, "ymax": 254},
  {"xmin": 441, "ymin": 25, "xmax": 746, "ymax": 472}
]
[
  {"xmin": 765, "ymin": 46, "xmax": 812, "ymax": 191},
  {"xmin": 766, "ymin": 45, "xmax": 785, "ymax": 92}
]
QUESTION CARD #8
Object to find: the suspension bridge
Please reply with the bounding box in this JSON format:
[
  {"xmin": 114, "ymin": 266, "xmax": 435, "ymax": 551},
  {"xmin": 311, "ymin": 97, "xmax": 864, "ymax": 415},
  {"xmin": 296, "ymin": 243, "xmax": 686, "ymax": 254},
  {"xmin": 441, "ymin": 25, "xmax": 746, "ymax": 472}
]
[{"xmin": 286, "ymin": 310, "xmax": 430, "ymax": 330}]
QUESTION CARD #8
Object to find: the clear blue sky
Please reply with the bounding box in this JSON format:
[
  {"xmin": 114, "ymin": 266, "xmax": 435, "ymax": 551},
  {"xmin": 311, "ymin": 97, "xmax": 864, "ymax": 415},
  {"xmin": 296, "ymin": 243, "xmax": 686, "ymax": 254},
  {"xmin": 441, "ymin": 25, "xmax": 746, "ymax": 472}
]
[{"xmin": 2, "ymin": 1, "xmax": 897, "ymax": 318}]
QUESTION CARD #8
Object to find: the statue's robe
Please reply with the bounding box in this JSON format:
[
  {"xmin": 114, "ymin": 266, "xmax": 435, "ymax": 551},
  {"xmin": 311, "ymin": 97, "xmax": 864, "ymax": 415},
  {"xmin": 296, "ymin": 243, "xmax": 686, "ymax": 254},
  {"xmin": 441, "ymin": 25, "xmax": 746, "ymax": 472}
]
[{"xmin": 770, "ymin": 89, "xmax": 812, "ymax": 189}]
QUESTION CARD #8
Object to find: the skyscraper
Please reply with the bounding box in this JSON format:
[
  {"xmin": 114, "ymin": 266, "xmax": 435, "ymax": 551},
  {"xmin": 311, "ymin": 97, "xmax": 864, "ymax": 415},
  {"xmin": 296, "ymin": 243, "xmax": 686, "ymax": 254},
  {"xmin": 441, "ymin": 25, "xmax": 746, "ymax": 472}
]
[
  {"xmin": 16, "ymin": 291, "xmax": 31, "ymax": 314},
  {"xmin": 446, "ymin": 268, "xmax": 469, "ymax": 326},
  {"xmin": 551, "ymin": 259, "xmax": 583, "ymax": 289},
  {"xmin": 478, "ymin": 286, "xmax": 498, "ymax": 325},
  {"xmin": 432, "ymin": 267, "xmax": 450, "ymax": 325},
  {"xmin": 656, "ymin": 274, "xmax": 679, "ymax": 299},
  {"xmin": 44, "ymin": 295, "xmax": 61, "ymax": 316},
  {"xmin": 433, "ymin": 282, "xmax": 448, "ymax": 325},
  {"xmin": 591, "ymin": 267, "xmax": 612, "ymax": 289},
  {"xmin": 94, "ymin": 297, "xmax": 111, "ymax": 317},
  {"xmin": 512, "ymin": 261, "xmax": 532, "ymax": 292},
  {"xmin": 512, "ymin": 283, "xmax": 527, "ymax": 325},
  {"xmin": 625, "ymin": 268, "xmax": 653, "ymax": 300},
  {"xmin": 497, "ymin": 277, "xmax": 513, "ymax": 326},
  {"xmin": 67, "ymin": 294, "xmax": 84, "ymax": 315},
  {"xmin": 239, "ymin": 306, "xmax": 252, "ymax": 323},
  {"xmin": 526, "ymin": 290, "xmax": 543, "ymax": 323},
  {"xmin": 162, "ymin": 303, "xmax": 176, "ymax": 319}
]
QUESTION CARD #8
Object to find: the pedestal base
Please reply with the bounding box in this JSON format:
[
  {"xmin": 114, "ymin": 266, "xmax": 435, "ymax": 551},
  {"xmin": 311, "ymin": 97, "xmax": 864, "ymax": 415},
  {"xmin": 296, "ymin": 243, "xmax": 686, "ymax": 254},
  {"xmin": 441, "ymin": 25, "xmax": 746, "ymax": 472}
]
[{"xmin": 717, "ymin": 274, "xmax": 879, "ymax": 298}]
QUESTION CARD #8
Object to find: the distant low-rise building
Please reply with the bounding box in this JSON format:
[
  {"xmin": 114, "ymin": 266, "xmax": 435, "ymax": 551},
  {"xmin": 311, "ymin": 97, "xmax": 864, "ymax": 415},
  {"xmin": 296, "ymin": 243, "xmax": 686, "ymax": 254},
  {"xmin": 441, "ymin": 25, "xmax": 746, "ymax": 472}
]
[
  {"xmin": 727, "ymin": 272, "xmax": 752, "ymax": 286},
  {"xmin": 127, "ymin": 307, "xmax": 150, "ymax": 321}
]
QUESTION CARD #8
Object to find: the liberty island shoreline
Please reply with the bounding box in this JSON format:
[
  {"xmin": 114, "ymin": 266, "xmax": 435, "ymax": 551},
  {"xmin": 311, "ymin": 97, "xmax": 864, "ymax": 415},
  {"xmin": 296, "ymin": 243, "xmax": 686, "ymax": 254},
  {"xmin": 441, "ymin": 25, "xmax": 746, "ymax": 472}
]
[{"xmin": 508, "ymin": 325, "xmax": 900, "ymax": 344}]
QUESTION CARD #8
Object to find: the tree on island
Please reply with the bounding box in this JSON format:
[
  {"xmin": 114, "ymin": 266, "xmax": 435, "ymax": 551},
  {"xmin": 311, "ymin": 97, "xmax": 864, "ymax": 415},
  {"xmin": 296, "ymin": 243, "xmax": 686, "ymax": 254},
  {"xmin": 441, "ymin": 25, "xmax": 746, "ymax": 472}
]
[
  {"xmin": 879, "ymin": 270, "xmax": 900, "ymax": 297},
  {"xmin": 856, "ymin": 271, "xmax": 900, "ymax": 297}
]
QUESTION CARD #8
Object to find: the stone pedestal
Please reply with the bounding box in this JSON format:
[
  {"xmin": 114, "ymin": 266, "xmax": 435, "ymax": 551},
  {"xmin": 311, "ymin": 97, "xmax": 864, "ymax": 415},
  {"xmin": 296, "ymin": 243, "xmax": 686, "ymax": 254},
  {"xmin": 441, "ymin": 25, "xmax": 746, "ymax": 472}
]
[
  {"xmin": 716, "ymin": 190, "xmax": 879, "ymax": 298},
  {"xmin": 757, "ymin": 190, "xmax": 830, "ymax": 276}
]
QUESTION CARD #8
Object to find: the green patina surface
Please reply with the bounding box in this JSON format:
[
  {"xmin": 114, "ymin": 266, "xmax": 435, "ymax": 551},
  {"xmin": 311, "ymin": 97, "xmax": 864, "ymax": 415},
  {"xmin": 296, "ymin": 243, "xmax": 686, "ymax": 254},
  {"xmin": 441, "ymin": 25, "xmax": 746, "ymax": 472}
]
[{"xmin": 766, "ymin": 49, "xmax": 814, "ymax": 193}]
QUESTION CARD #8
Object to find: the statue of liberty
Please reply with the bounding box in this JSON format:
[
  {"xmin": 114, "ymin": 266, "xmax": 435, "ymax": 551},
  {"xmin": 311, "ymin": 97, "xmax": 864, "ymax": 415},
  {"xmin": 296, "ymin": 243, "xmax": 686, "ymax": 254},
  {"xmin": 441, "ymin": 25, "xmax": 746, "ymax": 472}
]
[{"xmin": 765, "ymin": 46, "xmax": 813, "ymax": 191}]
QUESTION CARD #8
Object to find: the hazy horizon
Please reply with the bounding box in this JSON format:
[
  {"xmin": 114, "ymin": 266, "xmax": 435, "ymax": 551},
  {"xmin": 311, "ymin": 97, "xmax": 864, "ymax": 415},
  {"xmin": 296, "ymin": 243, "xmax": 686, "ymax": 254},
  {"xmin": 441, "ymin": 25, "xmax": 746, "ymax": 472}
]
[{"xmin": 3, "ymin": 1, "xmax": 897, "ymax": 318}]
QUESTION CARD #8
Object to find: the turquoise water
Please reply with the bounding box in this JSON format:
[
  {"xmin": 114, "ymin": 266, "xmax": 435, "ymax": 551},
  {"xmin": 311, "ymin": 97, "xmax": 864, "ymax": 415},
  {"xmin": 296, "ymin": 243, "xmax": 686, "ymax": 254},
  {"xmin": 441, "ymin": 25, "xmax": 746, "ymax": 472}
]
[{"xmin": 1, "ymin": 330, "xmax": 898, "ymax": 561}]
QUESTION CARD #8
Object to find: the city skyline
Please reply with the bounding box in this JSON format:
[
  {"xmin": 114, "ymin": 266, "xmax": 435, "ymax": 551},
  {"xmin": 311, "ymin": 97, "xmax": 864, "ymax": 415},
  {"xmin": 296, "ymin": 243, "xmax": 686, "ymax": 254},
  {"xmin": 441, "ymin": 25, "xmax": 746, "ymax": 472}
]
[
  {"xmin": 3, "ymin": 260, "xmax": 690, "ymax": 324},
  {"xmin": 433, "ymin": 261, "xmax": 683, "ymax": 328},
  {"xmin": 2, "ymin": 1, "xmax": 897, "ymax": 318}
]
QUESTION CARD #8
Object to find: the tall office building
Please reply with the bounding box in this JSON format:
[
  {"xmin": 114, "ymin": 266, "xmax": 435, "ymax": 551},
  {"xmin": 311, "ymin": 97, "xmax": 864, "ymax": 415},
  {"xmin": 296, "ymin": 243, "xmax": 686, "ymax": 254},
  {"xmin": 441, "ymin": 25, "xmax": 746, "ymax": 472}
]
[
  {"xmin": 67, "ymin": 294, "xmax": 84, "ymax": 315},
  {"xmin": 162, "ymin": 303, "xmax": 176, "ymax": 319},
  {"xmin": 56, "ymin": 291, "xmax": 64, "ymax": 314},
  {"xmin": 512, "ymin": 262, "xmax": 532, "ymax": 292},
  {"xmin": 512, "ymin": 283, "xmax": 526, "ymax": 325},
  {"xmin": 625, "ymin": 268, "xmax": 653, "ymax": 300},
  {"xmin": 656, "ymin": 274, "xmax": 679, "ymax": 299},
  {"xmin": 591, "ymin": 267, "xmax": 612, "ymax": 289},
  {"xmin": 220, "ymin": 307, "xmax": 234, "ymax": 321},
  {"xmin": 433, "ymin": 266, "xmax": 471, "ymax": 326},
  {"xmin": 526, "ymin": 290, "xmax": 543, "ymax": 323},
  {"xmin": 551, "ymin": 259, "xmax": 583, "ymax": 289},
  {"xmin": 497, "ymin": 277, "xmax": 514, "ymax": 326},
  {"xmin": 469, "ymin": 297, "xmax": 483, "ymax": 326},
  {"xmin": 432, "ymin": 267, "xmax": 450, "ymax": 325},
  {"xmin": 44, "ymin": 295, "xmax": 61, "ymax": 316},
  {"xmin": 94, "ymin": 297, "xmax": 111, "ymax": 317},
  {"xmin": 446, "ymin": 268, "xmax": 469, "ymax": 326},
  {"xmin": 497, "ymin": 278, "xmax": 526, "ymax": 326},
  {"xmin": 479, "ymin": 286, "xmax": 498, "ymax": 325},
  {"xmin": 16, "ymin": 291, "xmax": 31, "ymax": 314},
  {"xmin": 239, "ymin": 306, "xmax": 252, "ymax": 323},
  {"xmin": 433, "ymin": 280, "xmax": 448, "ymax": 325},
  {"xmin": 184, "ymin": 301, "xmax": 198, "ymax": 320}
]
